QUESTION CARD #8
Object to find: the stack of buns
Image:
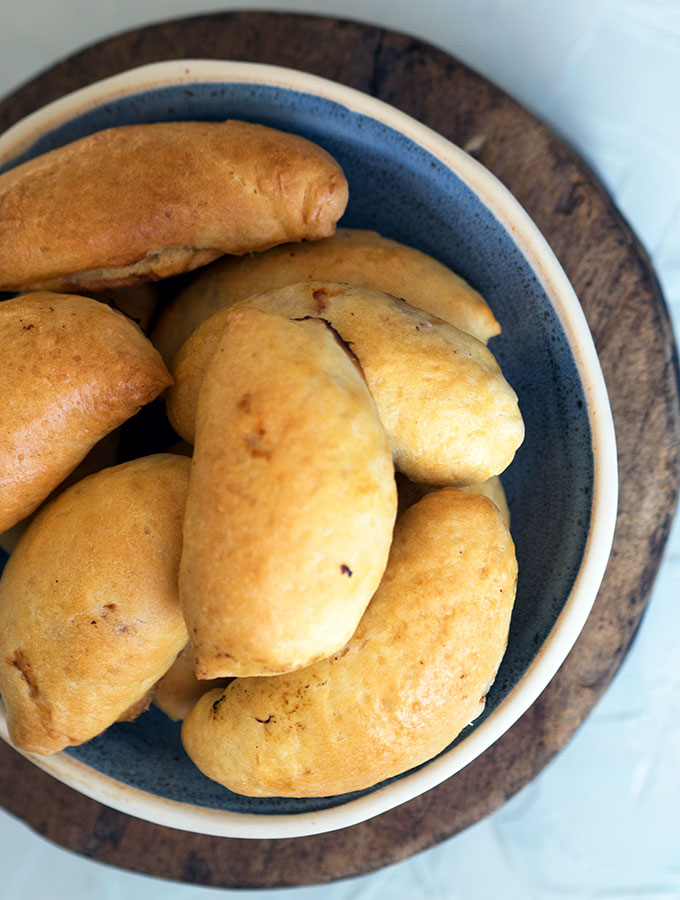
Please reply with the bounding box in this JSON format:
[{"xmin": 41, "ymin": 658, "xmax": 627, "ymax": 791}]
[{"xmin": 0, "ymin": 119, "xmax": 522, "ymax": 798}]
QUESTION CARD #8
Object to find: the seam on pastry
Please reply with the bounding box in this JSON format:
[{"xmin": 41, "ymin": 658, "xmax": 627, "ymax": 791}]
[
  {"xmin": 292, "ymin": 314, "xmax": 366, "ymax": 381},
  {"xmin": 25, "ymin": 246, "xmax": 223, "ymax": 290}
]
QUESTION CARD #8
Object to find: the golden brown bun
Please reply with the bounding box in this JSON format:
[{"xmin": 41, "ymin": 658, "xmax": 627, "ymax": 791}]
[
  {"xmin": 0, "ymin": 454, "xmax": 191, "ymax": 755},
  {"xmin": 0, "ymin": 121, "xmax": 348, "ymax": 292},
  {"xmin": 180, "ymin": 307, "xmax": 397, "ymax": 678},
  {"xmin": 396, "ymin": 472, "xmax": 511, "ymax": 527},
  {"xmin": 151, "ymin": 228, "xmax": 500, "ymax": 364},
  {"xmin": 153, "ymin": 646, "xmax": 231, "ymax": 722},
  {"xmin": 0, "ymin": 429, "xmax": 122, "ymax": 555},
  {"xmin": 182, "ymin": 488, "xmax": 517, "ymax": 797},
  {"xmin": 0, "ymin": 292, "xmax": 171, "ymax": 533},
  {"xmin": 168, "ymin": 282, "xmax": 524, "ymax": 485}
]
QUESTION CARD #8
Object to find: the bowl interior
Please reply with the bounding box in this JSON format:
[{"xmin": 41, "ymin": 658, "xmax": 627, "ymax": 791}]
[{"xmin": 0, "ymin": 78, "xmax": 593, "ymax": 816}]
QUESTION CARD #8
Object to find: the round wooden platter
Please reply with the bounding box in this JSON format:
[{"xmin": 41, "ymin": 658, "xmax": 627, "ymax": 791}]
[{"xmin": 1, "ymin": 12, "xmax": 678, "ymax": 889}]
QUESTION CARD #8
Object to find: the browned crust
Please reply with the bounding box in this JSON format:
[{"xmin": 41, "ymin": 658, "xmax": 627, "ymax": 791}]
[
  {"xmin": 0, "ymin": 455, "xmax": 191, "ymax": 755},
  {"xmin": 181, "ymin": 489, "xmax": 517, "ymax": 797},
  {"xmin": 0, "ymin": 292, "xmax": 171, "ymax": 532},
  {"xmin": 179, "ymin": 308, "xmax": 396, "ymax": 679},
  {"xmin": 0, "ymin": 120, "xmax": 348, "ymax": 291}
]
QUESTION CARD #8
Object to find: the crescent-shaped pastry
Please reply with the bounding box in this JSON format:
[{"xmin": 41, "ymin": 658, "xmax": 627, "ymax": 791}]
[
  {"xmin": 0, "ymin": 454, "xmax": 191, "ymax": 755},
  {"xmin": 181, "ymin": 488, "xmax": 517, "ymax": 797},
  {"xmin": 0, "ymin": 121, "xmax": 348, "ymax": 292},
  {"xmin": 167, "ymin": 282, "xmax": 524, "ymax": 485},
  {"xmin": 0, "ymin": 292, "xmax": 171, "ymax": 532},
  {"xmin": 180, "ymin": 307, "xmax": 396, "ymax": 678}
]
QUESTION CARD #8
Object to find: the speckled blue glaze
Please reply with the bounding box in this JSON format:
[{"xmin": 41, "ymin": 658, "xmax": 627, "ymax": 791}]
[{"xmin": 0, "ymin": 81, "xmax": 592, "ymax": 815}]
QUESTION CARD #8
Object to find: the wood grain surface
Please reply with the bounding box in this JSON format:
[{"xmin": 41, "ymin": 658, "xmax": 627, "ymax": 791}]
[{"xmin": 1, "ymin": 12, "xmax": 678, "ymax": 889}]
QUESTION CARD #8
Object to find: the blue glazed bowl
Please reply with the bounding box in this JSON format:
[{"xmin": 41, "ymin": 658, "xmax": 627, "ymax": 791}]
[{"xmin": 0, "ymin": 60, "xmax": 617, "ymax": 838}]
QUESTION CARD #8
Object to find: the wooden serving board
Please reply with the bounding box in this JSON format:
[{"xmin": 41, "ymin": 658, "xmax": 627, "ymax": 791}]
[{"xmin": 0, "ymin": 12, "xmax": 678, "ymax": 889}]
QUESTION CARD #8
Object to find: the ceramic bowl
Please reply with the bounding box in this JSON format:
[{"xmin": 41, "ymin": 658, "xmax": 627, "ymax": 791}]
[{"xmin": 0, "ymin": 59, "xmax": 617, "ymax": 838}]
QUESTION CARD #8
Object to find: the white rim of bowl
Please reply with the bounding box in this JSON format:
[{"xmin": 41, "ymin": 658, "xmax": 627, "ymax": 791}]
[{"xmin": 0, "ymin": 59, "xmax": 618, "ymax": 839}]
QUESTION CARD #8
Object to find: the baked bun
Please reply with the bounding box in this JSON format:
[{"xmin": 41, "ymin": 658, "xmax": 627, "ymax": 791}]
[
  {"xmin": 181, "ymin": 488, "xmax": 517, "ymax": 797},
  {"xmin": 0, "ymin": 454, "xmax": 191, "ymax": 755},
  {"xmin": 180, "ymin": 307, "xmax": 397, "ymax": 679},
  {"xmin": 0, "ymin": 121, "xmax": 348, "ymax": 292},
  {"xmin": 0, "ymin": 292, "xmax": 171, "ymax": 532},
  {"xmin": 167, "ymin": 281, "xmax": 524, "ymax": 485},
  {"xmin": 151, "ymin": 228, "xmax": 500, "ymax": 364}
]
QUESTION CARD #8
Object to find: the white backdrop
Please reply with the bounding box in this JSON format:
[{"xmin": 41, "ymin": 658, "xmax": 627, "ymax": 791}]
[{"xmin": 1, "ymin": 2, "xmax": 679, "ymax": 897}]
